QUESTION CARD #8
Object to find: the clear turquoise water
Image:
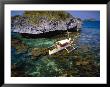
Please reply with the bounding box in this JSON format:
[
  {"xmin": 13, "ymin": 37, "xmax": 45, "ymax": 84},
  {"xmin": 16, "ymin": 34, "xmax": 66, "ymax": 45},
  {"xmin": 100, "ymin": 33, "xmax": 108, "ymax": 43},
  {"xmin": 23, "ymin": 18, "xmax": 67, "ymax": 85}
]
[{"xmin": 11, "ymin": 21, "xmax": 100, "ymax": 77}]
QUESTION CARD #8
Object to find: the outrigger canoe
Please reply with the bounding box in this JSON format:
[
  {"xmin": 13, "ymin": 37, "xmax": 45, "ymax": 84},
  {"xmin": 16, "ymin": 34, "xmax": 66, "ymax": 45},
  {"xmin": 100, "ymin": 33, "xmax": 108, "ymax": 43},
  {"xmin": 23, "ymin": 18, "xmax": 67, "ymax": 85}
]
[{"xmin": 49, "ymin": 38, "xmax": 76, "ymax": 55}]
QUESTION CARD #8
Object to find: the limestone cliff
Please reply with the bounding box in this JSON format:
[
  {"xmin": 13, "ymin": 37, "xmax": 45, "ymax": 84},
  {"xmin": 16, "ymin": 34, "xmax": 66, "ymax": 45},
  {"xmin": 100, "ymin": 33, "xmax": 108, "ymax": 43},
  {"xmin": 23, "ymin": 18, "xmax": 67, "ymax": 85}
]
[{"xmin": 11, "ymin": 11, "xmax": 82, "ymax": 35}]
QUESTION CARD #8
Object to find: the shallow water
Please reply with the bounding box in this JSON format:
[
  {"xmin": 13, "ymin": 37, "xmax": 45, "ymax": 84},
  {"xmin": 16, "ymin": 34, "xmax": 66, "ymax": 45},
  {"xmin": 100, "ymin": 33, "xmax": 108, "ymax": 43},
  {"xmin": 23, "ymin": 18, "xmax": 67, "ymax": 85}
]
[{"xmin": 11, "ymin": 21, "xmax": 100, "ymax": 77}]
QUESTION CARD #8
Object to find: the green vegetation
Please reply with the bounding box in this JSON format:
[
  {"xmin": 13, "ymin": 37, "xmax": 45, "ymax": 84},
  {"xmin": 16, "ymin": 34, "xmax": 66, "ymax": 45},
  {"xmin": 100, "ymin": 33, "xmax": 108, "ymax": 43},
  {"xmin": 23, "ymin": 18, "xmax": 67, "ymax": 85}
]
[{"xmin": 23, "ymin": 11, "xmax": 72, "ymax": 24}]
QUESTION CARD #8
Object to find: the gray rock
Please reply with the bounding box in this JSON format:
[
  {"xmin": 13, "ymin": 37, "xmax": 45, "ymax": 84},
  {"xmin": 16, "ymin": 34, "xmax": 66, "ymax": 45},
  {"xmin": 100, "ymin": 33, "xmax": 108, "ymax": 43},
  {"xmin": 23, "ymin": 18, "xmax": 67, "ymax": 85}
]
[{"xmin": 11, "ymin": 16, "xmax": 82, "ymax": 35}]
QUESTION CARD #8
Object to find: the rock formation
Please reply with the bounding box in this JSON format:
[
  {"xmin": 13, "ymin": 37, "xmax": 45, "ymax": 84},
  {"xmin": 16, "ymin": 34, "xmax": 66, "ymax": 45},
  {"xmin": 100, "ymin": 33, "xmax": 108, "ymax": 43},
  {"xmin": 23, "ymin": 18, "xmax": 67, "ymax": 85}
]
[{"xmin": 11, "ymin": 11, "xmax": 82, "ymax": 37}]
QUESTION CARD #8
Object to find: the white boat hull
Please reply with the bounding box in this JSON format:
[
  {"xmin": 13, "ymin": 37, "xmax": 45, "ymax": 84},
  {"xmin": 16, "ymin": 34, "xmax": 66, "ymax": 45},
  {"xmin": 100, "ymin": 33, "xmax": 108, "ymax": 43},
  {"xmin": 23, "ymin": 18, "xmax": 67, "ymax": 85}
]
[{"xmin": 49, "ymin": 44, "xmax": 72, "ymax": 55}]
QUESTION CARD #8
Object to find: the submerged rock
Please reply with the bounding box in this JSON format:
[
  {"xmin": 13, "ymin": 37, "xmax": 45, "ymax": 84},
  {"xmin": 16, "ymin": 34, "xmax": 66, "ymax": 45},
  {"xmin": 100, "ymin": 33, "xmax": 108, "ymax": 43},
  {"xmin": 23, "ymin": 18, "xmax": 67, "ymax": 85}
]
[
  {"xmin": 31, "ymin": 48, "xmax": 48, "ymax": 59},
  {"xmin": 11, "ymin": 39, "xmax": 28, "ymax": 54}
]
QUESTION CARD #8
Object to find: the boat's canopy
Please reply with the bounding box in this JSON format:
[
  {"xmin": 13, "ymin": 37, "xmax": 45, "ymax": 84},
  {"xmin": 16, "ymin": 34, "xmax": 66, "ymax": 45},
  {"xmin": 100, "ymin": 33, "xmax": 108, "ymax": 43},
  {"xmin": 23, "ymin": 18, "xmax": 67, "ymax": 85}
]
[{"xmin": 57, "ymin": 39, "xmax": 70, "ymax": 45}]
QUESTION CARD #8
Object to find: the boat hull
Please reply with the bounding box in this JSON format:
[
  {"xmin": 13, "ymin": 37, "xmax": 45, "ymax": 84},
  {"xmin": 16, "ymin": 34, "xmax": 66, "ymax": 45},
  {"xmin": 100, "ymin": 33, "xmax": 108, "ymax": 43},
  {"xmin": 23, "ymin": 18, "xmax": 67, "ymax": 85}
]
[{"xmin": 49, "ymin": 44, "xmax": 72, "ymax": 55}]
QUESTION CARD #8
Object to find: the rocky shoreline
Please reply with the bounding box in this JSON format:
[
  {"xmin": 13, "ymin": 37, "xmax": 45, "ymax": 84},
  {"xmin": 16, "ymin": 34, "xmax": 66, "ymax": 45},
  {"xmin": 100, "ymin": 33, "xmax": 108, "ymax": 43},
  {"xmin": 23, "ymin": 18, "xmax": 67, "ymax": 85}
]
[{"xmin": 20, "ymin": 30, "xmax": 65, "ymax": 38}]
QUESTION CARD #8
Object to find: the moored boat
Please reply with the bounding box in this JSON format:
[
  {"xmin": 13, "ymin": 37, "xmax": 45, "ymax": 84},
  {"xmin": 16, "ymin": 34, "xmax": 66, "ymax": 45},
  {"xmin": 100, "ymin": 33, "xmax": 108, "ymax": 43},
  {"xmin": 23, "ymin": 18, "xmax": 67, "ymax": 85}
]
[{"xmin": 48, "ymin": 38, "xmax": 75, "ymax": 55}]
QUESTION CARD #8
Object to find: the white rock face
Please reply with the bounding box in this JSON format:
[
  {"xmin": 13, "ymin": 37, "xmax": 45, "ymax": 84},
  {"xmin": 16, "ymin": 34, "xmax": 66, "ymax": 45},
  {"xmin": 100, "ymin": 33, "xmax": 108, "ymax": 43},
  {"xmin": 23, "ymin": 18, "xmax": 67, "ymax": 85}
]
[{"xmin": 11, "ymin": 16, "xmax": 82, "ymax": 34}]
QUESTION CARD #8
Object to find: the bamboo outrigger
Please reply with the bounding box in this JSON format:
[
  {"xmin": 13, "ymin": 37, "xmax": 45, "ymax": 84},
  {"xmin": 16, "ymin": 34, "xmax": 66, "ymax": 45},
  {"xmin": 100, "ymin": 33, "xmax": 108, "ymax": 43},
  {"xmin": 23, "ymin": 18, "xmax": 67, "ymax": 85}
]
[
  {"xmin": 49, "ymin": 38, "xmax": 76, "ymax": 55},
  {"xmin": 48, "ymin": 31, "xmax": 78, "ymax": 55}
]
